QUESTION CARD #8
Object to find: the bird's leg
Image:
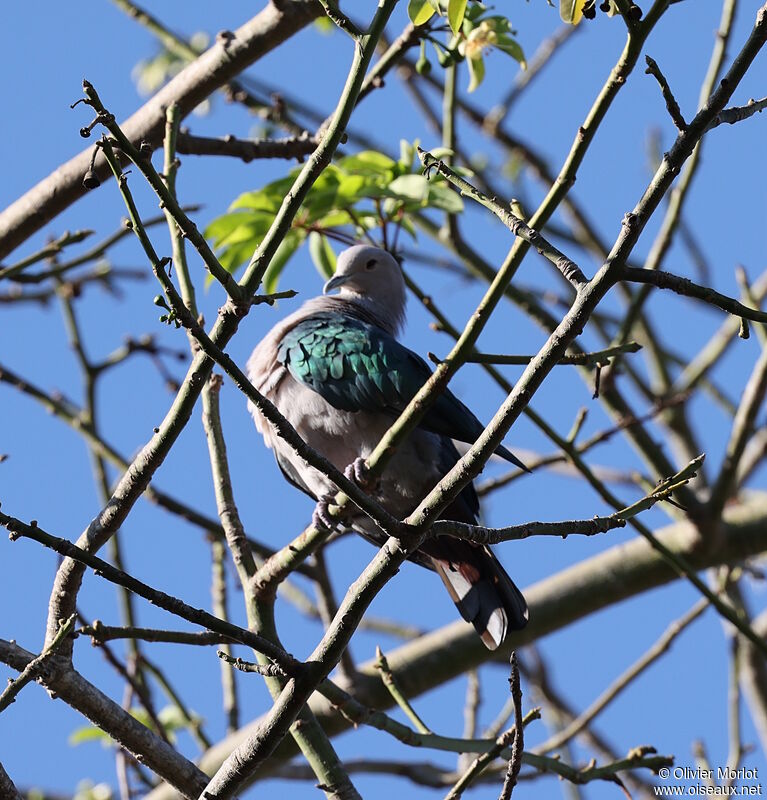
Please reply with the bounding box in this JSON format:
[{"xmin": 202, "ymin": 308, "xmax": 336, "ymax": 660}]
[
  {"xmin": 312, "ymin": 492, "xmax": 346, "ymax": 531},
  {"xmin": 313, "ymin": 459, "xmax": 379, "ymax": 530},
  {"xmin": 344, "ymin": 457, "xmax": 379, "ymax": 493}
]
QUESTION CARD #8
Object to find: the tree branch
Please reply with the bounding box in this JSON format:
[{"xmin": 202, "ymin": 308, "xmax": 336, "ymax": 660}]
[
  {"xmin": 156, "ymin": 494, "xmax": 767, "ymax": 795},
  {"xmin": 0, "ymin": 762, "xmax": 23, "ymax": 800},
  {"xmin": 176, "ymin": 132, "xmax": 317, "ymax": 162},
  {"xmin": 0, "ymin": 615, "xmax": 75, "ymax": 713},
  {"xmin": 534, "ymin": 598, "xmax": 708, "ymax": 753},
  {"xmin": 417, "ymin": 149, "xmax": 589, "ymax": 290},
  {"xmin": 644, "ymin": 55, "xmax": 687, "ymax": 131},
  {"xmin": 0, "ymin": 638, "xmax": 209, "ymax": 798},
  {"xmin": 621, "ymin": 265, "xmax": 767, "ymax": 324},
  {"xmin": 0, "ymin": 1, "xmax": 321, "ymax": 259},
  {"xmin": 2, "ymin": 512, "xmax": 302, "ymax": 675}
]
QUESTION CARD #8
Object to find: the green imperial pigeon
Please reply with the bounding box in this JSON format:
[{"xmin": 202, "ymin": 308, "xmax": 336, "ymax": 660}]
[{"xmin": 247, "ymin": 244, "xmax": 528, "ymax": 649}]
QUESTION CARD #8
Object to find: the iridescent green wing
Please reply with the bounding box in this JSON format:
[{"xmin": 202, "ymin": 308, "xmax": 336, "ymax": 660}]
[{"xmin": 277, "ymin": 313, "xmax": 524, "ymax": 469}]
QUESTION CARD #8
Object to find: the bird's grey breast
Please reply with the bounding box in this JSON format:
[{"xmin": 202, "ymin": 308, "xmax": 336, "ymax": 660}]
[{"xmin": 246, "ymin": 296, "xmax": 460, "ymax": 514}]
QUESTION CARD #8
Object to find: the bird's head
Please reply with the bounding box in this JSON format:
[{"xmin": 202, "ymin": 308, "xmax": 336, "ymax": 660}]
[{"xmin": 323, "ymin": 245, "xmax": 406, "ymax": 334}]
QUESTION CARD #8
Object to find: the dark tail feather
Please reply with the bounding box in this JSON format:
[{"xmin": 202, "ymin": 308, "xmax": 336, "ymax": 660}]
[
  {"xmin": 420, "ymin": 537, "xmax": 528, "ymax": 650},
  {"xmin": 495, "ymin": 443, "xmax": 531, "ymax": 473}
]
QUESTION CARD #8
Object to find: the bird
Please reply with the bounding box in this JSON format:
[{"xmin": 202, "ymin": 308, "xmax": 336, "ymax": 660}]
[{"xmin": 246, "ymin": 244, "xmax": 528, "ymax": 649}]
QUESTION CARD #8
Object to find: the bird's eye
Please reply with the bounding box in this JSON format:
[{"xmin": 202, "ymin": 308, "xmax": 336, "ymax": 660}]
[{"xmin": 365, "ymin": 259, "xmax": 377, "ymax": 270}]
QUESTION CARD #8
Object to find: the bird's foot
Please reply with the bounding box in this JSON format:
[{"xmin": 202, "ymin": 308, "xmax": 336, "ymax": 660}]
[
  {"xmin": 344, "ymin": 457, "xmax": 378, "ymax": 493},
  {"xmin": 312, "ymin": 492, "xmax": 344, "ymax": 531}
]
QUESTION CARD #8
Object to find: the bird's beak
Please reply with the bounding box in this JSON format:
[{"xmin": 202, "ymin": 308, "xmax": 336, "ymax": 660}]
[{"xmin": 323, "ymin": 274, "xmax": 349, "ymax": 295}]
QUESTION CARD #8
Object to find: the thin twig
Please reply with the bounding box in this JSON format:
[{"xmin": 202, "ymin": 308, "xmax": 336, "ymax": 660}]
[
  {"xmin": 79, "ymin": 82, "xmax": 243, "ymax": 299},
  {"xmin": 176, "ymin": 132, "xmax": 317, "ymax": 162},
  {"xmin": 708, "ymin": 95, "xmax": 767, "ymax": 129},
  {"xmin": 622, "ymin": 265, "xmax": 767, "ymax": 324},
  {"xmin": 376, "ymin": 647, "xmax": 432, "ymax": 734},
  {"xmin": 217, "ymin": 651, "xmax": 288, "ymax": 677},
  {"xmin": 534, "ymin": 598, "xmax": 708, "ymax": 753},
  {"xmin": 645, "ymin": 55, "xmax": 687, "ymax": 131},
  {"xmin": 211, "ymin": 540, "xmax": 239, "ymax": 735},
  {"xmin": 2, "ymin": 512, "xmax": 302, "ymax": 674},
  {"xmin": 78, "ymin": 623, "xmax": 235, "ymax": 646},
  {"xmin": 0, "ymin": 615, "xmax": 75, "ymax": 712},
  {"xmin": 498, "ymin": 653, "xmax": 524, "ymax": 799},
  {"xmin": 418, "ymin": 149, "xmax": 589, "ymax": 290},
  {"xmin": 444, "ymin": 708, "xmax": 541, "ymax": 800},
  {"xmin": 428, "ymin": 515, "xmax": 626, "ymax": 545},
  {"xmin": 440, "ymin": 343, "xmax": 642, "ymax": 367},
  {"xmin": 0, "ymin": 230, "xmax": 93, "ymax": 281}
]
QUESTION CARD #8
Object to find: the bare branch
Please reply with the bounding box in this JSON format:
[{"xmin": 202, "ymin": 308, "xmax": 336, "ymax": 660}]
[
  {"xmin": 534, "ymin": 598, "xmax": 708, "ymax": 753},
  {"xmin": 433, "ymin": 342, "xmax": 642, "ymax": 368},
  {"xmin": 621, "ymin": 265, "xmax": 767, "ymax": 324},
  {"xmin": 0, "ymin": 762, "xmax": 24, "ymax": 800},
  {"xmin": 144, "ymin": 494, "xmax": 767, "ymax": 796},
  {"xmin": 645, "ymin": 55, "xmax": 687, "ymax": 131},
  {"xmin": 417, "ymin": 149, "xmax": 589, "ymax": 290},
  {"xmin": 0, "ymin": 638, "xmax": 208, "ymax": 797},
  {"xmin": 445, "ymin": 708, "xmax": 541, "ymax": 799},
  {"xmin": 176, "ymin": 132, "xmax": 317, "ymax": 162},
  {"xmin": 498, "ymin": 653, "xmax": 525, "ymax": 800},
  {"xmin": 428, "ymin": 515, "xmax": 626, "ymax": 545},
  {"xmin": 708, "ymin": 347, "xmax": 767, "ymax": 518},
  {"xmin": 0, "ymin": 615, "xmax": 75, "ymax": 713},
  {"xmin": 78, "ymin": 624, "xmax": 235, "ymax": 646},
  {"xmin": 2, "ymin": 511, "xmax": 302, "ymax": 675},
  {"xmin": 708, "ymin": 95, "xmax": 767, "ymax": 129},
  {"xmin": 0, "ymin": 230, "xmax": 93, "ymax": 281},
  {"xmin": 375, "ymin": 647, "xmax": 432, "ymax": 734},
  {"xmin": 0, "ymin": 1, "xmax": 322, "ymax": 259}
]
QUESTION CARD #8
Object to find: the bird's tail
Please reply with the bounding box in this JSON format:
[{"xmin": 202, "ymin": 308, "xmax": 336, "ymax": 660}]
[{"xmin": 420, "ymin": 536, "xmax": 528, "ymax": 650}]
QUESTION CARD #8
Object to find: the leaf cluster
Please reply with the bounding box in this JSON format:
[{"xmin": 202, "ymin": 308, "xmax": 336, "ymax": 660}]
[
  {"xmin": 409, "ymin": 1, "xmax": 526, "ymax": 92},
  {"xmin": 205, "ymin": 142, "xmax": 464, "ymax": 291}
]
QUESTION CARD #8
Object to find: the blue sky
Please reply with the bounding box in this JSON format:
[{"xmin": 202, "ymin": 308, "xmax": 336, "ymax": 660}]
[{"xmin": 1, "ymin": 1, "xmax": 766, "ymax": 798}]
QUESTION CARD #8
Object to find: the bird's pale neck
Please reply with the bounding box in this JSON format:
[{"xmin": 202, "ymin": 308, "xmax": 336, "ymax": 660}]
[{"xmin": 338, "ymin": 289, "xmax": 406, "ymax": 336}]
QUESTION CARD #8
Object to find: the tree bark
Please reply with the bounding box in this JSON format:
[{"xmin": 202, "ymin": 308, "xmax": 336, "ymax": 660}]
[{"xmin": 0, "ymin": 0, "xmax": 321, "ymax": 260}]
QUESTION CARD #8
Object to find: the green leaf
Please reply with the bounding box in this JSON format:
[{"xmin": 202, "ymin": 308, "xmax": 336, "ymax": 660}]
[
  {"xmin": 481, "ymin": 15, "xmax": 515, "ymax": 34},
  {"xmin": 218, "ymin": 241, "xmax": 256, "ymax": 276},
  {"xmin": 408, "ymin": 0, "xmax": 437, "ymax": 26},
  {"xmin": 337, "ymin": 151, "xmax": 396, "ymax": 177},
  {"xmin": 464, "ymin": 2, "xmax": 486, "ymax": 22},
  {"xmin": 466, "ymin": 54, "xmax": 485, "ymax": 93},
  {"xmin": 335, "ymin": 174, "xmax": 372, "ymax": 204},
  {"xmin": 427, "ymin": 183, "xmax": 464, "ymax": 214},
  {"xmin": 387, "ymin": 174, "xmax": 431, "ymax": 203},
  {"xmin": 495, "ymin": 35, "xmax": 526, "ymax": 68},
  {"xmin": 263, "ymin": 231, "xmax": 305, "ymax": 294},
  {"xmin": 447, "ymin": 0, "xmax": 468, "ymax": 34},
  {"xmin": 205, "ymin": 212, "xmax": 252, "ymax": 245},
  {"xmin": 230, "ymin": 177, "xmax": 294, "ymax": 211},
  {"xmin": 427, "ymin": 147, "xmax": 456, "ymax": 162},
  {"xmin": 319, "ymin": 210, "xmax": 377, "ymax": 230},
  {"xmin": 69, "ymin": 726, "xmax": 114, "ymax": 746},
  {"xmin": 158, "ymin": 704, "xmax": 200, "ymax": 731},
  {"xmin": 308, "ymin": 232, "xmax": 337, "ymax": 279},
  {"xmin": 398, "ymin": 139, "xmax": 416, "ymax": 172},
  {"xmin": 398, "ymin": 214, "xmax": 418, "ymax": 239},
  {"xmin": 206, "ymin": 213, "xmax": 272, "ymax": 248},
  {"xmin": 560, "ymin": 0, "xmax": 589, "ymax": 24}
]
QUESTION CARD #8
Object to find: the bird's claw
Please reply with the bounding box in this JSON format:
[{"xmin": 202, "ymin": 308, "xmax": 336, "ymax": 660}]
[
  {"xmin": 312, "ymin": 492, "xmax": 343, "ymax": 531},
  {"xmin": 344, "ymin": 457, "xmax": 378, "ymax": 492},
  {"xmin": 313, "ymin": 459, "xmax": 377, "ymax": 530}
]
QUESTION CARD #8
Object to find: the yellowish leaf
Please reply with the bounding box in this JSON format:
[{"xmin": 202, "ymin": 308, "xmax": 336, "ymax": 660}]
[{"xmin": 560, "ymin": 0, "xmax": 589, "ymax": 24}]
